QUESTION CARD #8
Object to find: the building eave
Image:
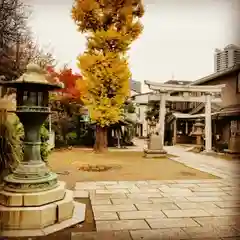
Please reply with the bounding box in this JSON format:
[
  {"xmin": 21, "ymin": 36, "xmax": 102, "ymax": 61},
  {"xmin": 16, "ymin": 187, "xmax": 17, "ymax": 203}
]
[
  {"xmin": 131, "ymin": 91, "xmax": 153, "ymax": 98},
  {"xmin": 191, "ymin": 64, "xmax": 240, "ymax": 86}
]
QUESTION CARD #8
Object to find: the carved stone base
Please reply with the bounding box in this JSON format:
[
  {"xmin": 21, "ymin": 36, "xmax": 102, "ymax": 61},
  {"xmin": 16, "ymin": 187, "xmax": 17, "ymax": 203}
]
[
  {"xmin": 143, "ymin": 148, "xmax": 167, "ymax": 158},
  {"xmin": 0, "ymin": 182, "xmax": 86, "ymax": 235},
  {"xmin": 3, "ymin": 163, "xmax": 58, "ymax": 193},
  {"xmin": 0, "ymin": 202, "xmax": 85, "ymax": 237}
]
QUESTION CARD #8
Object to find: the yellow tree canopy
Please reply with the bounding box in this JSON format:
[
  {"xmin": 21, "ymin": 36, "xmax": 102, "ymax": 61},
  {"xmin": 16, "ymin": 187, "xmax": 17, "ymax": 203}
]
[
  {"xmin": 72, "ymin": 0, "xmax": 144, "ymax": 127},
  {"xmin": 79, "ymin": 52, "xmax": 131, "ymax": 126}
]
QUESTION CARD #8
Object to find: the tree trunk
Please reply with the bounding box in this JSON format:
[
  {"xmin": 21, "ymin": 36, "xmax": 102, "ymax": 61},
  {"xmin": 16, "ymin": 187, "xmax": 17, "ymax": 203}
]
[{"xmin": 94, "ymin": 125, "xmax": 108, "ymax": 152}]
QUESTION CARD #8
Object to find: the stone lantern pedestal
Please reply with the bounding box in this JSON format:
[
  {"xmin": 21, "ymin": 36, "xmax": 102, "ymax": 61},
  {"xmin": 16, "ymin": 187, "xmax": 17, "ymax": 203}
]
[
  {"xmin": 0, "ymin": 64, "xmax": 85, "ymax": 237},
  {"xmin": 144, "ymin": 118, "xmax": 167, "ymax": 158},
  {"xmin": 144, "ymin": 133, "xmax": 167, "ymax": 158}
]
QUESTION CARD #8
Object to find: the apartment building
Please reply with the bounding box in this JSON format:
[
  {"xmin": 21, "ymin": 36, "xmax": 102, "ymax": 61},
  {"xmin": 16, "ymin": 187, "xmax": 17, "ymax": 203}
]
[{"xmin": 214, "ymin": 44, "xmax": 240, "ymax": 72}]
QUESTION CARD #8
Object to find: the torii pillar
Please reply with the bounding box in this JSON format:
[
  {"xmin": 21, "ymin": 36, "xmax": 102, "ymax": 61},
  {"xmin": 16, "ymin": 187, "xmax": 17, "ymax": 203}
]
[
  {"xmin": 204, "ymin": 93, "xmax": 212, "ymax": 153},
  {"xmin": 159, "ymin": 92, "xmax": 166, "ymax": 146}
]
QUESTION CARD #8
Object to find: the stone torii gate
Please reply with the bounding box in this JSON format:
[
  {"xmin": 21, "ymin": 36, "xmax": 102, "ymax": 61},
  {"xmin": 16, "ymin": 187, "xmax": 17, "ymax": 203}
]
[{"xmin": 144, "ymin": 81, "xmax": 225, "ymax": 153}]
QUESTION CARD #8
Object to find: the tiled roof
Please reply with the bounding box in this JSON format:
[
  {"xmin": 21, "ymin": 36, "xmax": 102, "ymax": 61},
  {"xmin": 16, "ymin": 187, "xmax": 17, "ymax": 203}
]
[{"xmin": 164, "ymin": 80, "xmax": 192, "ymax": 85}]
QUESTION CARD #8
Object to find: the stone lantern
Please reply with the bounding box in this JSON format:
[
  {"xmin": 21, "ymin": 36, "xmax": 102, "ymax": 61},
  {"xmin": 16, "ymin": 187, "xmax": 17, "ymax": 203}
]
[
  {"xmin": 192, "ymin": 119, "xmax": 205, "ymax": 146},
  {"xmin": 149, "ymin": 116, "xmax": 157, "ymax": 135},
  {"xmin": 0, "ymin": 64, "xmax": 85, "ymax": 237}
]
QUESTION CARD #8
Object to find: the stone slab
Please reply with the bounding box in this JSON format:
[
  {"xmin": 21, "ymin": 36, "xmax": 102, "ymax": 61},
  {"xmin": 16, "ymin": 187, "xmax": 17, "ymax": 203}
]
[
  {"xmin": 118, "ymin": 210, "xmax": 165, "ymax": 219},
  {"xmin": 127, "ymin": 193, "xmax": 163, "ymax": 199},
  {"xmin": 128, "ymin": 187, "xmax": 160, "ymax": 193},
  {"xmin": 162, "ymin": 191, "xmax": 195, "ymax": 197},
  {"xmin": 96, "ymin": 189, "xmax": 129, "ymax": 194},
  {"xmin": 146, "ymin": 217, "xmax": 200, "ymax": 229},
  {"xmin": 176, "ymin": 202, "xmax": 219, "ymax": 209},
  {"xmin": 106, "ymin": 184, "xmax": 137, "ymax": 189},
  {"xmin": 94, "ymin": 211, "xmax": 119, "ymax": 220},
  {"xmin": 167, "ymin": 183, "xmax": 199, "ymax": 188},
  {"xmin": 130, "ymin": 228, "xmax": 189, "ymax": 240},
  {"xmin": 96, "ymin": 220, "xmax": 150, "ymax": 231},
  {"xmin": 182, "ymin": 225, "xmax": 240, "ymax": 239},
  {"xmin": 162, "ymin": 209, "xmax": 211, "ymax": 218},
  {"xmin": 72, "ymin": 231, "xmax": 132, "ymax": 240},
  {"xmin": 149, "ymin": 196, "xmax": 189, "ymax": 203},
  {"xmin": 193, "ymin": 191, "xmax": 228, "ymax": 197},
  {"xmin": 186, "ymin": 196, "xmax": 224, "ymax": 202},
  {"xmin": 91, "ymin": 199, "xmax": 112, "ymax": 205},
  {"xmin": 159, "ymin": 187, "xmax": 193, "ymax": 193},
  {"xmin": 91, "ymin": 193, "xmax": 127, "ymax": 200},
  {"xmin": 111, "ymin": 198, "xmax": 152, "ymax": 205},
  {"xmin": 214, "ymin": 201, "xmax": 240, "ymax": 208},
  {"xmin": 205, "ymin": 208, "xmax": 240, "ymax": 216},
  {"xmin": 190, "ymin": 187, "xmax": 223, "ymax": 192},
  {"xmin": 135, "ymin": 203, "xmax": 179, "ymax": 211},
  {"xmin": 93, "ymin": 204, "xmax": 136, "ymax": 212},
  {"xmin": 193, "ymin": 216, "xmax": 240, "ymax": 227}
]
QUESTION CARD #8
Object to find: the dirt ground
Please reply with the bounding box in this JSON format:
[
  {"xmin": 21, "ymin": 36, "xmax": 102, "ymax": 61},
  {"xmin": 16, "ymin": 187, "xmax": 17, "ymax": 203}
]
[{"xmin": 48, "ymin": 148, "xmax": 218, "ymax": 189}]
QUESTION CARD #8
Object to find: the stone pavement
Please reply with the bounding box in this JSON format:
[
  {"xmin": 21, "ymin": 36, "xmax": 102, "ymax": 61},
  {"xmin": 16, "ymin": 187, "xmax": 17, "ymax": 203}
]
[{"xmin": 73, "ymin": 143, "xmax": 240, "ymax": 239}]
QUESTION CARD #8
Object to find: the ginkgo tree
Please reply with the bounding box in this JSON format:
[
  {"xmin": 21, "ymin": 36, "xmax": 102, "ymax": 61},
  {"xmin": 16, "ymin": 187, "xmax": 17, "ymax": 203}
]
[{"xmin": 71, "ymin": 0, "xmax": 144, "ymax": 152}]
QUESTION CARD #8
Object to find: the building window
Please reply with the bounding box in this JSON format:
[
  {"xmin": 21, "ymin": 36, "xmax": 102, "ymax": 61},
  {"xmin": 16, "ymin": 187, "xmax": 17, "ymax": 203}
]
[{"xmin": 237, "ymin": 71, "xmax": 240, "ymax": 93}]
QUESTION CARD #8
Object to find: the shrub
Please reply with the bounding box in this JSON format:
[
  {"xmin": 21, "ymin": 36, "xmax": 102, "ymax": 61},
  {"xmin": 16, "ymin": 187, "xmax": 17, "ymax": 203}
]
[
  {"xmin": 40, "ymin": 125, "xmax": 51, "ymax": 162},
  {"xmin": 0, "ymin": 111, "xmax": 22, "ymax": 182}
]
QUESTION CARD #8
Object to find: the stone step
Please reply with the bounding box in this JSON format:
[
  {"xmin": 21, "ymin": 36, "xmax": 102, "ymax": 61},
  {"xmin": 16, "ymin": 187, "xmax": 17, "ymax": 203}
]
[
  {"xmin": 0, "ymin": 201, "xmax": 86, "ymax": 237},
  {"xmin": 0, "ymin": 189, "xmax": 75, "ymax": 230}
]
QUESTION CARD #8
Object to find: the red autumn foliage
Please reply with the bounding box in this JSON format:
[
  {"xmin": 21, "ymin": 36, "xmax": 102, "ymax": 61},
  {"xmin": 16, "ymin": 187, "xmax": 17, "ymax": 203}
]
[{"xmin": 46, "ymin": 66, "xmax": 85, "ymax": 103}]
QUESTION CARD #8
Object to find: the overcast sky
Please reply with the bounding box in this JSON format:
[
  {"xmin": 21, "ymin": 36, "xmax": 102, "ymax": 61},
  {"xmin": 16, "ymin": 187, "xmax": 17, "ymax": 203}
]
[{"xmin": 28, "ymin": 0, "xmax": 240, "ymax": 90}]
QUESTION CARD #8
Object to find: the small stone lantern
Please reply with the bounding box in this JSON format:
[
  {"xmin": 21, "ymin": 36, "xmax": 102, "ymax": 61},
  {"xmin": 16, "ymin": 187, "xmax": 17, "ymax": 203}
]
[
  {"xmin": 149, "ymin": 116, "xmax": 157, "ymax": 135},
  {"xmin": 192, "ymin": 119, "xmax": 205, "ymax": 146}
]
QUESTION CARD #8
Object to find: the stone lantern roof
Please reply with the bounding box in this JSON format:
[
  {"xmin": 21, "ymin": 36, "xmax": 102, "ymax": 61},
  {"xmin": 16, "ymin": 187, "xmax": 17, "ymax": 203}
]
[{"xmin": 0, "ymin": 63, "xmax": 63, "ymax": 91}]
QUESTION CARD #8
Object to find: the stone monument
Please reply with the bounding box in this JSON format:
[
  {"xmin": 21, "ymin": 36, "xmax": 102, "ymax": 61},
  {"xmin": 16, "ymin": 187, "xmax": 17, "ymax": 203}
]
[
  {"xmin": 0, "ymin": 64, "xmax": 85, "ymax": 237},
  {"xmin": 144, "ymin": 126, "xmax": 167, "ymax": 158}
]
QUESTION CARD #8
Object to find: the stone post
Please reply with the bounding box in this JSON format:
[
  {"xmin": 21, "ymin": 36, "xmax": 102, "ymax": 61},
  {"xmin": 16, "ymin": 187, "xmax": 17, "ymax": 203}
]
[
  {"xmin": 185, "ymin": 121, "xmax": 188, "ymax": 135},
  {"xmin": 173, "ymin": 119, "xmax": 177, "ymax": 145}
]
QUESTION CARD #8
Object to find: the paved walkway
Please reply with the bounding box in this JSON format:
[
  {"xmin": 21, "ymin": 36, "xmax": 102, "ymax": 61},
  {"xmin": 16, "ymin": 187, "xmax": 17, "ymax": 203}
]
[{"xmin": 73, "ymin": 142, "xmax": 240, "ymax": 239}]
